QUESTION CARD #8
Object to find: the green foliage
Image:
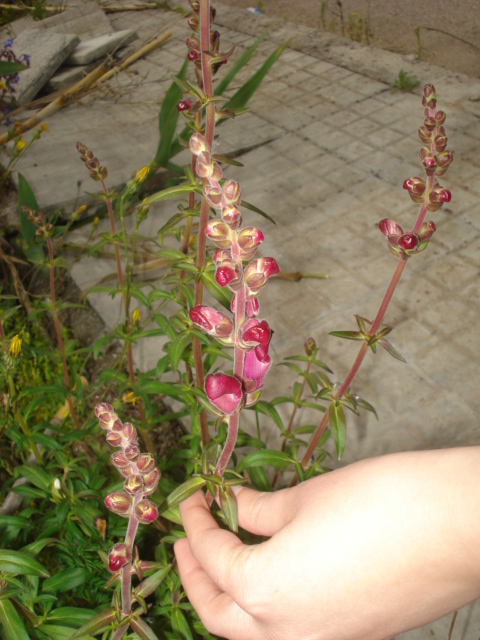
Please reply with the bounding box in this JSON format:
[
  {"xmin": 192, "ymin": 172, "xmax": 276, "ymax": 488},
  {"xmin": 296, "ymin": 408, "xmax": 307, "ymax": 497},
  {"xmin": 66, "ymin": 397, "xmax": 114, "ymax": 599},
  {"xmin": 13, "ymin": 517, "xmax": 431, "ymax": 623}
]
[{"xmin": 390, "ymin": 69, "xmax": 420, "ymax": 93}]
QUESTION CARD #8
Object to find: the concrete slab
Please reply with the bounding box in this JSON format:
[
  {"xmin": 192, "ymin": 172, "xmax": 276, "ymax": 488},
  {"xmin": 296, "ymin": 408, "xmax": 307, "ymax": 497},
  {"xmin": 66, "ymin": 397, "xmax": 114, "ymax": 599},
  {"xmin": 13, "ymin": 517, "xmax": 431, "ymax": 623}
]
[
  {"xmin": 46, "ymin": 64, "xmax": 91, "ymax": 92},
  {"xmin": 11, "ymin": 29, "xmax": 80, "ymax": 105},
  {"xmin": 67, "ymin": 29, "xmax": 138, "ymax": 65}
]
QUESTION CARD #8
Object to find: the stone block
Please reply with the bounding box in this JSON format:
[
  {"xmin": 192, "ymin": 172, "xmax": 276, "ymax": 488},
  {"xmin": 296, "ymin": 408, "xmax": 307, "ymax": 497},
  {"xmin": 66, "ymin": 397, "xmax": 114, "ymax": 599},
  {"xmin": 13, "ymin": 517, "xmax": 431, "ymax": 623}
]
[
  {"xmin": 46, "ymin": 65, "xmax": 90, "ymax": 92},
  {"xmin": 67, "ymin": 30, "xmax": 138, "ymax": 65},
  {"xmin": 11, "ymin": 29, "xmax": 80, "ymax": 105}
]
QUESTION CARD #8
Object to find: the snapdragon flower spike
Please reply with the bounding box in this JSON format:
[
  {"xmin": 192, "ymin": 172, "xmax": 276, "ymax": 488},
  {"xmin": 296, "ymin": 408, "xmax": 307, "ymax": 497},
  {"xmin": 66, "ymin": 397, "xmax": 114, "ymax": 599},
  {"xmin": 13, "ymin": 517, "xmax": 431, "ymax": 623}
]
[
  {"xmin": 189, "ymin": 305, "xmax": 233, "ymax": 339},
  {"xmin": 244, "ymin": 257, "xmax": 280, "ymax": 294},
  {"xmin": 215, "ymin": 259, "xmax": 243, "ymax": 290},
  {"xmin": 205, "ymin": 372, "xmax": 243, "ymax": 414},
  {"xmin": 222, "ymin": 205, "xmax": 242, "ymax": 229}
]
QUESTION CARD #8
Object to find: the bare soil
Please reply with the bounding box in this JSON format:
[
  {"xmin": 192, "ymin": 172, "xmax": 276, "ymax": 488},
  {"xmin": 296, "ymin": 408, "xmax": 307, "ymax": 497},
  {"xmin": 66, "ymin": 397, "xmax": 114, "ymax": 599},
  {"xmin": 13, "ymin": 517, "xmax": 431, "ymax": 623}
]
[{"xmin": 220, "ymin": 0, "xmax": 480, "ymax": 78}]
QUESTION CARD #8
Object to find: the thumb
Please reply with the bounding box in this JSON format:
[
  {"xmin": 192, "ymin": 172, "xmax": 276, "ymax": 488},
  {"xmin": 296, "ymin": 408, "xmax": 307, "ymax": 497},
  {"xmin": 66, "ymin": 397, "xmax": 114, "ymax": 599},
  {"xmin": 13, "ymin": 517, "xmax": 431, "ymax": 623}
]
[{"xmin": 232, "ymin": 484, "xmax": 297, "ymax": 536}]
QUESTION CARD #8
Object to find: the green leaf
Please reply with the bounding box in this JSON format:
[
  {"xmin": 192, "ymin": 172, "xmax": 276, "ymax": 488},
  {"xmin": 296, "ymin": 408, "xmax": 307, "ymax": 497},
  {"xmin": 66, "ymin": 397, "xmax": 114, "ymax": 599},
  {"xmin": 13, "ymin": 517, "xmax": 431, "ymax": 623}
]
[
  {"xmin": 378, "ymin": 338, "xmax": 407, "ymax": 363},
  {"xmin": 329, "ymin": 401, "xmax": 346, "ymax": 460},
  {"xmin": 170, "ymin": 331, "xmax": 192, "ymax": 371},
  {"xmin": 251, "ymin": 401, "xmax": 284, "ymax": 432},
  {"xmin": 240, "ymin": 199, "xmax": 275, "ymax": 224},
  {"xmin": 163, "ymin": 477, "xmax": 206, "ymax": 512},
  {"xmin": 170, "ymin": 607, "xmax": 193, "ymax": 640},
  {"xmin": 329, "ymin": 330, "xmax": 364, "ymax": 341},
  {"xmin": 0, "ymin": 598, "xmax": 30, "ymax": 640},
  {"xmin": 21, "ymin": 538, "xmax": 58, "ymax": 556},
  {"xmin": 247, "ymin": 465, "xmax": 272, "ymax": 491},
  {"xmin": 0, "ymin": 516, "xmax": 29, "ymax": 530},
  {"xmin": 134, "ymin": 566, "xmax": 171, "ymax": 599},
  {"xmin": 42, "ymin": 567, "xmax": 88, "ymax": 593},
  {"xmin": 15, "ymin": 464, "xmax": 51, "ymax": 492},
  {"xmin": 160, "ymin": 506, "xmax": 182, "ymax": 525},
  {"xmin": 130, "ymin": 615, "xmax": 160, "ymax": 640},
  {"xmin": 0, "ymin": 61, "xmax": 27, "ymax": 75},
  {"xmin": 154, "ymin": 57, "xmax": 189, "ymax": 167},
  {"xmin": 356, "ymin": 397, "xmax": 378, "ymax": 419},
  {"xmin": 224, "ymin": 41, "xmax": 289, "ymax": 111},
  {"xmin": 11, "ymin": 485, "xmax": 47, "ymax": 499},
  {"xmin": 17, "ymin": 173, "xmax": 45, "ymax": 264},
  {"xmin": 219, "ymin": 485, "xmax": 238, "ymax": 533},
  {"xmin": 237, "ymin": 449, "xmax": 293, "ymax": 473},
  {"xmin": 0, "ymin": 551, "xmax": 49, "ymax": 577},
  {"xmin": 39, "ymin": 624, "xmax": 85, "ymax": 639},
  {"xmin": 214, "ymin": 31, "xmax": 268, "ymax": 95},
  {"xmin": 200, "ymin": 270, "xmax": 232, "ymax": 309},
  {"xmin": 141, "ymin": 183, "xmax": 198, "ymax": 206},
  {"xmin": 70, "ymin": 608, "xmax": 116, "ymax": 639},
  {"xmin": 46, "ymin": 607, "xmax": 96, "ymax": 627}
]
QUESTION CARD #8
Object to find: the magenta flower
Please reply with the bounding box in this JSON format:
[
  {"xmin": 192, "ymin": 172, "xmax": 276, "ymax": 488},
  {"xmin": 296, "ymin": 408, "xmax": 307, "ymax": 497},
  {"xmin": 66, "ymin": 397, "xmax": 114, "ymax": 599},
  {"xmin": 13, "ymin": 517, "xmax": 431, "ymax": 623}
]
[
  {"xmin": 244, "ymin": 257, "xmax": 279, "ymax": 293},
  {"xmin": 244, "ymin": 348, "xmax": 272, "ymax": 392},
  {"xmin": 379, "ymin": 218, "xmax": 434, "ymax": 256},
  {"xmin": 239, "ymin": 318, "xmax": 272, "ymax": 360},
  {"xmin": 189, "ymin": 305, "xmax": 233, "ymax": 339},
  {"xmin": 205, "ymin": 372, "xmax": 243, "ymax": 414}
]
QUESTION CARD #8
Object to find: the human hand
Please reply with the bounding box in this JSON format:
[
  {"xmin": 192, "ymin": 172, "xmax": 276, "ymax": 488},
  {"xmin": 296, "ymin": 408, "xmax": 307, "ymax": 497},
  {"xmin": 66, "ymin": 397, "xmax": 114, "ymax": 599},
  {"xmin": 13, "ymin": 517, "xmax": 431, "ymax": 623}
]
[{"xmin": 175, "ymin": 447, "xmax": 480, "ymax": 640}]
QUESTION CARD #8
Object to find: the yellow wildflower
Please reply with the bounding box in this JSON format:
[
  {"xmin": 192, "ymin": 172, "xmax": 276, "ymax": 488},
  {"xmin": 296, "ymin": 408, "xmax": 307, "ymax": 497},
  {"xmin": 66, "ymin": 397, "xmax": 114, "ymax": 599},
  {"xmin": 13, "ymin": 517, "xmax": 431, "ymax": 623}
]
[
  {"xmin": 134, "ymin": 165, "xmax": 150, "ymax": 185},
  {"xmin": 122, "ymin": 391, "xmax": 140, "ymax": 406},
  {"xmin": 8, "ymin": 334, "xmax": 22, "ymax": 358},
  {"xmin": 40, "ymin": 123, "xmax": 48, "ymax": 132},
  {"xmin": 15, "ymin": 139, "xmax": 26, "ymax": 151},
  {"xmin": 132, "ymin": 309, "xmax": 141, "ymax": 327}
]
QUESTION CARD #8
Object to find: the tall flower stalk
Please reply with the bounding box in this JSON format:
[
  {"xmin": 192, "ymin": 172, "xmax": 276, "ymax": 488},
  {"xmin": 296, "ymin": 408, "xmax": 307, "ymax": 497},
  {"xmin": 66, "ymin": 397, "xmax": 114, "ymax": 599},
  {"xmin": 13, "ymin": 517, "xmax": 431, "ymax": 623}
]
[
  {"xmin": 297, "ymin": 84, "xmax": 453, "ymax": 475},
  {"xmin": 183, "ymin": 0, "xmax": 279, "ymax": 480}
]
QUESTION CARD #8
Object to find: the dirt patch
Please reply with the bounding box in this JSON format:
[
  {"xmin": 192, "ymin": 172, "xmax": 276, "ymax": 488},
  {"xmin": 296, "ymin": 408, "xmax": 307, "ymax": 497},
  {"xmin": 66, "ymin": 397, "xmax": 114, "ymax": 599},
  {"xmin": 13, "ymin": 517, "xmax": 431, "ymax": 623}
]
[{"xmin": 219, "ymin": 0, "xmax": 480, "ymax": 78}]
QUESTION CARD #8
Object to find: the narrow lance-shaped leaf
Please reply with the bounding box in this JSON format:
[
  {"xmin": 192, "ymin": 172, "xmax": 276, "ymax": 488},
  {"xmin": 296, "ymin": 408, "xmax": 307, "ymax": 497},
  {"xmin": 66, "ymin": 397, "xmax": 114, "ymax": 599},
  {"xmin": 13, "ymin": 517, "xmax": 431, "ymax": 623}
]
[
  {"xmin": 0, "ymin": 61, "xmax": 27, "ymax": 74},
  {"xmin": 163, "ymin": 477, "xmax": 206, "ymax": 512},
  {"xmin": 0, "ymin": 550, "xmax": 49, "ymax": 577},
  {"xmin": 237, "ymin": 449, "xmax": 293, "ymax": 473},
  {"xmin": 329, "ymin": 401, "xmax": 346, "ymax": 460},
  {"xmin": 0, "ymin": 598, "xmax": 30, "ymax": 640},
  {"xmin": 219, "ymin": 485, "xmax": 238, "ymax": 533},
  {"xmin": 153, "ymin": 57, "xmax": 189, "ymax": 167},
  {"xmin": 134, "ymin": 566, "xmax": 171, "ymax": 599},
  {"xmin": 70, "ymin": 608, "xmax": 117, "ymax": 639},
  {"xmin": 130, "ymin": 615, "xmax": 160, "ymax": 640}
]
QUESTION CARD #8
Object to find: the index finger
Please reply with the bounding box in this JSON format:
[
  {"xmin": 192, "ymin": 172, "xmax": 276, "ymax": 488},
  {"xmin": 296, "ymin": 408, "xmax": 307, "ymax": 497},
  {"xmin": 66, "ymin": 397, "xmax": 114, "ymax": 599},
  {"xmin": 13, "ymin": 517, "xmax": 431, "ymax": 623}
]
[{"xmin": 179, "ymin": 490, "xmax": 252, "ymax": 598}]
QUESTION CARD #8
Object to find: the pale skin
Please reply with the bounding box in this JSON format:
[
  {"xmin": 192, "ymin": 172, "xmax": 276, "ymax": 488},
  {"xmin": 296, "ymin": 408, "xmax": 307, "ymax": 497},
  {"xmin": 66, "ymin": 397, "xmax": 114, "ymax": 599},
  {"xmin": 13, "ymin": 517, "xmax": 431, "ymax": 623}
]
[{"xmin": 174, "ymin": 447, "xmax": 480, "ymax": 640}]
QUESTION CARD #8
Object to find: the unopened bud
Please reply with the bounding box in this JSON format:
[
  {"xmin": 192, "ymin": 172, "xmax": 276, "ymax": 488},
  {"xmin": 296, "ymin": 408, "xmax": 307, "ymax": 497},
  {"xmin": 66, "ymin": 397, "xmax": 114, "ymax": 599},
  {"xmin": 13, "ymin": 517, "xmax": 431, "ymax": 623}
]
[
  {"xmin": 222, "ymin": 205, "xmax": 242, "ymax": 228},
  {"xmin": 222, "ymin": 180, "xmax": 241, "ymax": 205},
  {"xmin": 124, "ymin": 474, "xmax": 144, "ymax": 495},
  {"xmin": 135, "ymin": 499, "xmax": 158, "ymax": 524},
  {"xmin": 427, "ymin": 186, "xmax": 451, "ymax": 212},
  {"xmin": 305, "ymin": 337, "xmax": 317, "ymax": 356},
  {"xmin": 435, "ymin": 110, "xmax": 446, "ymax": 125},
  {"xmin": 124, "ymin": 444, "xmax": 140, "ymax": 461},
  {"xmin": 134, "ymin": 165, "xmax": 150, "ymax": 185},
  {"xmin": 244, "ymin": 257, "xmax": 280, "ymax": 292},
  {"xmin": 122, "ymin": 422, "xmax": 137, "ymax": 443},
  {"xmin": 237, "ymin": 226, "xmax": 264, "ymax": 260},
  {"xmin": 435, "ymin": 150, "xmax": 454, "ymax": 176},
  {"xmin": 105, "ymin": 491, "xmax": 131, "ymax": 516},
  {"xmin": 143, "ymin": 468, "xmax": 161, "ymax": 495},
  {"xmin": 189, "ymin": 132, "xmax": 206, "ymax": 156},
  {"xmin": 203, "ymin": 184, "xmax": 223, "ymax": 208},
  {"xmin": 419, "ymin": 147, "xmax": 437, "ymax": 176},
  {"xmin": 418, "ymin": 220, "xmax": 436, "ymax": 243},
  {"xmin": 189, "ymin": 305, "xmax": 233, "ymax": 338},
  {"xmin": 402, "ymin": 177, "xmax": 426, "ymax": 204},
  {"xmin": 433, "ymin": 134, "xmax": 447, "ymax": 152},
  {"xmin": 422, "ymin": 84, "xmax": 436, "ymax": 109},
  {"xmin": 206, "ymin": 220, "xmax": 232, "ymax": 249},
  {"xmin": 418, "ymin": 125, "xmax": 433, "ymax": 144},
  {"xmin": 106, "ymin": 430, "xmax": 123, "ymax": 447},
  {"xmin": 423, "ymin": 116, "xmax": 436, "ymax": 131},
  {"xmin": 137, "ymin": 453, "xmax": 155, "ymax": 475},
  {"xmin": 397, "ymin": 232, "xmax": 419, "ymax": 252},
  {"xmin": 108, "ymin": 543, "xmax": 131, "ymax": 572}
]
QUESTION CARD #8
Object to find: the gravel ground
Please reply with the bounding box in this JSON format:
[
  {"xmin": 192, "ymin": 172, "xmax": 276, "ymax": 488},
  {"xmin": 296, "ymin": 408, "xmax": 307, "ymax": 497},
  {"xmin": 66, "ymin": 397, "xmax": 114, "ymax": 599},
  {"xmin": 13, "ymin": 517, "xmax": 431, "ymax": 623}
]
[{"xmin": 219, "ymin": 0, "xmax": 480, "ymax": 77}]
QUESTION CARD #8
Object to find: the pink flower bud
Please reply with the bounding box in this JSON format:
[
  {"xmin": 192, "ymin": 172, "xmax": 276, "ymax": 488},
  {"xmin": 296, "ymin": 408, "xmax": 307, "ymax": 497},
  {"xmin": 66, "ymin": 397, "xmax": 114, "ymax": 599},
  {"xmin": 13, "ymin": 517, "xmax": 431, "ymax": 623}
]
[
  {"xmin": 435, "ymin": 110, "xmax": 446, "ymax": 125},
  {"xmin": 124, "ymin": 444, "xmax": 140, "ymax": 461},
  {"xmin": 203, "ymin": 184, "xmax": 223, "ymax": 208},
  {"xmin": 402, "ymin": 177, "xmax": 426, "ymax": 204},
  {"xmin": 215, "ymin": 261, "xmax": 242, "ymax": 289},
  {"xmin": 222, "ymin": 205, "xmax": 242, "ymax": 229},
  {"xmin": 137, "ymin": 453, "xmax": 155, "ymax": 475},
  {"xmin": 423, "ymin": 116, "xmax": 436, "ymax": 131},
  {"xmin": 95, "ymin": 403, "xmax": 119, "ymax": 430},
  {"xmin": 122, "ymin": 422, "xmax": 137, "ymax": 444},
  {"xmin": 237, "ymin": 227, "xmax": 264, "ymax": 260},
  {"xmin": 206, "ymin": 220, "xmax": 232, "ymax": 249},
  {"xmin": 124, "ymin": 474, "xmax": 144, "ymax": 495},
  {"xmin": 213, "ymin": 249, "xmax": 231, "ymax": 265},
  {"xmin": 222, "ymin": 180, "xmax": 241, "ymax": 205},
  {"xmin": 418, "ymin": 221, "xmax": 436, "ymax": 243},
  {"xmin": 106, "ymin": 430, "xmax": 123, "ymax": 447},
  {"xmin": 434, "ymin": 133, "xmax": 447, "ymax": 152},
  {"xmin": 305, "ymin": 337, "xmax": 317, "ymax": 356},
  {"xmin": 105, "ymin": 491, "xmax": 131, "ymax": 516},
  {"xmin": 108, "ymin": 543, "xmax": 131, "ymax": 572},
  {"xmin": 189, "ymin": 133, "xmax": 206, "ymax": 156},
  {"xmin": 435, "ymin": 150, "xmax": 454, "ymax": 176},
  {"xmin": 419, "ymin": 148, "xmax": 437, "ymax": 176},
  {"xmin": 422, "ymin": 84, "xmax": 436, "ymax": 109},
  {"xmin": 189, "ymin": 305, "xmax": 233, "ymax": 338},
  {"xmin": 143, "ymin": 468, "xmax": 161, "ymax": 495},
  {"xmin": 418, "ymin": 125, "xmax": 433, "ymax": 144},
  {"xmin": 244, "ymin": 349, "xmax": 272, "ymax": 392},
  {"xmin": 428, "ymin": 187, "xmax": 451, "ymax": 211},
  {"xmin": 379, "ymin": 219, "xmax": 403, "ymax": 238},
  {"xmin": 239, "ymin": 319, "xmax": 272, "ymax": 360},
  {"xmin": 135, "ymin": 499, "xmax": 158, "ymax": 524},
  {"xmin": 244, "ymin": 257, "xmax": 279, "ymax": 292},
  {"xmin": 111, "ymin": 451, "xmax": 130, "ymax": 469},
  {"xmin": 205, "ymin": 372, "xmax": 243, "ymax": 414},
  {"xmin": 177, "ymin": 99, "xmax": 192, "ymax": 113},
  {"xmin": 397, "ymin": 233, "xmax": 419, "ymax": 252}
]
